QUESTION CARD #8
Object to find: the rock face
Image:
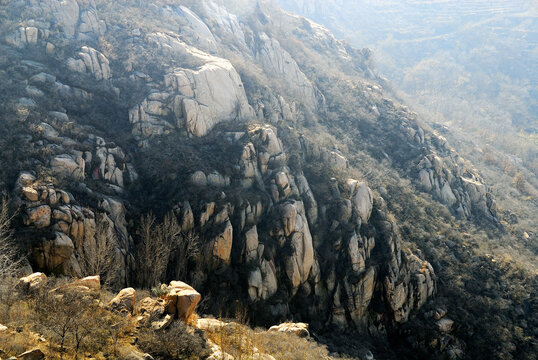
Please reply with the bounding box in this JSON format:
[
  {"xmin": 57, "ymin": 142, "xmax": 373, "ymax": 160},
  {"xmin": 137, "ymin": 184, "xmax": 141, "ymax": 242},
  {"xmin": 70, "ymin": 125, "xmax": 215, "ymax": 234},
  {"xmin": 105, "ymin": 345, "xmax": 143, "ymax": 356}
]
[
  {"xmin": 174, "ymin": 60, "xmax": 253, "ymax": 137},
  {"xmin": 417, "ymin": 151, "xmax": 498, "ymax": 221},
  {"xmin": 12, "ymin": 111, "xmax": 134, "ymax": 282},
  {"xmin": 130, "ymin": 39, "xmax": 254, "ymax": 138},
  {"xmin": 254, "ymin": 32, "xmax": 318, "ymax": 109},
  {"xmin": 67, "ymin": 46, "xmax": 111, "ymax": 80}
]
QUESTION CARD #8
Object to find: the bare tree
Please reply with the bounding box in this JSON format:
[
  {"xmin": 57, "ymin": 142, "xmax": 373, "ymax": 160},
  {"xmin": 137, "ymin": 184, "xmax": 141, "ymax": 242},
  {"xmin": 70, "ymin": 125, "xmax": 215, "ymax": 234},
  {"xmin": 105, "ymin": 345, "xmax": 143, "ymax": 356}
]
[
  {"xmin": 78, "ymin": 214, "xmax": 121, "ymax": 287},
  {"xmin": 0, "ymin": 197, "xmax": 20, "ymax": 280},
  {"xmin": 136, "ymin": 212, "xmax": 181, "ymax": 288},
  {"xmin": 36, "ymin": 286, "xmax": 111, "ymax": 359},
  {"xmin": 37, "ymin": 290, "xmax": 89, "ymax": 359},
  {"xmin": 172, "ymin": 231, "xmax": 200, "ymax": 281}
]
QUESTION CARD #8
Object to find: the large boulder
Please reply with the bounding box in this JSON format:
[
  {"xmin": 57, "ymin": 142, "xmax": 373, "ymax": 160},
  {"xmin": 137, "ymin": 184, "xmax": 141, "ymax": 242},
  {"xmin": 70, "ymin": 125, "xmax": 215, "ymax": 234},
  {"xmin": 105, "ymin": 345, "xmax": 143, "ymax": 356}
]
[
  {"xmin": 36, "ymin": 232, "xmax": 76, "ymax": 273},
  {"xmin": 109, "ymin": 288, "xmax": 136, "ymax": 314},
  {"xmin": 166, "ymin": 59, "xmax": 255, "ymax": 137},
  {"xmin": 17, "ymin": 273, "xmax": 47, "ymax": 293},
  {"xmin": 17, "ymin": 348, "xmax": 45, "ymax": 360},
  {"xmin": 268, "ymin": 322, "xmax": 310, "ymax": 337},
  {"xmin": 164, "ymin": 281, "xmax": 201, "ymax": 322},
  {"xmin": 50, "ymin": 154, "xmax": 85, "ymax": 180},
  {"xmin": 74, "ymin": 275, "xmax": 101, "ymax": 292},
  {"xmin": 25, "ymin": 205, "xmax": 51, "ymax": 229},
  {"xmin": 347, "ymin": 180, "xmax": 373, "ymax": 223},
  {"xmin": 67, "ymin": 46, "xmax": 111, "ymax": 80}
]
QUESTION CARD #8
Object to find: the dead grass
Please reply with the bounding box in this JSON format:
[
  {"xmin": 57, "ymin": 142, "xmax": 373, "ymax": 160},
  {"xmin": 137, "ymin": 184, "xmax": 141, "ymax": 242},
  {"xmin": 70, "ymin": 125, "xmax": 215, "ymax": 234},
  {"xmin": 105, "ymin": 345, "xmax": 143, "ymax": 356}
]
[{"xmin": 205, "ymin": 319, "xmax": 348, "ymax": 360}]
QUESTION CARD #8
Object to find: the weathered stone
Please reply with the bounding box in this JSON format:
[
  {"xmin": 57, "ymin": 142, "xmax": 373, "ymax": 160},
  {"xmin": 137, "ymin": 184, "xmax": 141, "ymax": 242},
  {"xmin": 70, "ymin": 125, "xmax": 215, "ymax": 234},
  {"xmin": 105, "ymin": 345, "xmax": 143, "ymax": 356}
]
[
  {"xmin": 285, "ymin": 221, "xmax": 314, "ymax": 289},
  {"xmin": 180, "ymin": 201, "xmax": 194, "ymax": 232},
  {"xmin": 17, "ymin": 273, "xmax": 47, "ymax": 293},
  {"xmin": 268, "ymin": 322, "xmax": 309, "ymax": 337},
  {"xmin": 437, "ymin": 318, "xmax": 454, "ymax": 333},
  {"xmin": 109, "ymin": 288, "xmax": 136, "ymax": 314},
  {"xmin": 196, "ymin": 318, "xmax": 228, "ymax": 332},
  {"xmin": 244, "ymin": 226, "xmax": 259, "ymax": 262},
  {"xmin": 248, "ymin": 268, "xmax": 263, "ymax": 301},
  {"xmin": 164, "ymin": 281, "xmax": 201, "ymax": 322},
  {"xmin": 440, "ymin": 182, "xmax": 457, "ymax": 206},
  {"xmin": 22, "ymin": 187, "xmax": 39, "ymax": 202},
  {"xmin": 347, "ymin": 267, "xmax": 376, "ymax": 325},
  {"xmin": 69, "ymin": 46, "xmax": 111, "ymax": 80},
  {"xmin": 347, "ymin": 180, "xmax": 373, "ymax": 223},
  {"xmin": 50, "ymin": 154, "xmax": 85, "ymax": 180},
  {"xmin": 75, "ymin": 275, "xmax": 101, "ymax": 292},
  {"xmin": 44, "ymin": 232, "xmax": 76, "ymax": 272},
  {"xmin": 275, "ymin": 171, "xmax": 291, "ymax": 197},
  {"xmin": 163, "ymin": 58, "xmax": 254, "ymax": 137},
  {"xmin": 190, "ymin": 171, "xmax": 207, "ymax": 187},
  {"xmin": 348, "ymin": 232, "xmax": 365, "ymax": 273},
  {"xmin": 16, "ymin": 348, "xmax": 45, "ymax": 360},
  {"xmin": 151, "ymin": 314, "xmax": 174, "ymax": 331},
  {"xmin": 281, "ymin": 203, "xmax": 297, "ymax": 237},
  {"xmin": 25, "ymin": 205, "xmax": 51, "ymax": 228},
  {"xmin": 212, "ymin": 221, "xmax": 233, "ymax": 263}
]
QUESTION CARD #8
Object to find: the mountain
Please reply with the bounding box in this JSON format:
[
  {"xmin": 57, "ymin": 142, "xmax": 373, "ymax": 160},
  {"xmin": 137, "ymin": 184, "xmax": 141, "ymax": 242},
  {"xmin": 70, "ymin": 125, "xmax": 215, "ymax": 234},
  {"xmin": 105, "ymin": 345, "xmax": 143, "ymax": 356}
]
[
  {"xmin": 277, "ymin": 0, "xmax": 538, "ymax": 240},
  {"xmin": 0, "ymin": 1, "xmax": 535, "ymax": 359}
]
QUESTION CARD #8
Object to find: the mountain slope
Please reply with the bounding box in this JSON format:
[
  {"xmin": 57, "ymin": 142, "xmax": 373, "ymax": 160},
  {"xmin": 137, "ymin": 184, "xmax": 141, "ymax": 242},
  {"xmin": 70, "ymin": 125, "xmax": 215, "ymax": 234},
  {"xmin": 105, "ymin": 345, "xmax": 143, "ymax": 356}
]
[{"xmin": 0, "ymin": 1, "xmax": 535, "ymax": 359}]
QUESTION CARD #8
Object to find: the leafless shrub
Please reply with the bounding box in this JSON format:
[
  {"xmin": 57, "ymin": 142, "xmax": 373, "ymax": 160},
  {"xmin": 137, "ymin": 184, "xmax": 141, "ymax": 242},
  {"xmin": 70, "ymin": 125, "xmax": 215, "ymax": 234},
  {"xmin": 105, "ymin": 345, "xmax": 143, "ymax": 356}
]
[
  {"xmin": 136, "ymin": 212, "xmax": 181, "ymax": 288},
  {"xmin": 78, "ymin": 213, "xmax": 121, "ymax": 287},
  {"xmin": 138, "ymin": 321, "xmax": 210, "ymax": 360},
  {"xmin": 0, "ymin": 197, "xmax": 21, "ymax": 291},
  {"xmin": 171, "ymin": 231, "xmax": 200, "ymax": 281}
]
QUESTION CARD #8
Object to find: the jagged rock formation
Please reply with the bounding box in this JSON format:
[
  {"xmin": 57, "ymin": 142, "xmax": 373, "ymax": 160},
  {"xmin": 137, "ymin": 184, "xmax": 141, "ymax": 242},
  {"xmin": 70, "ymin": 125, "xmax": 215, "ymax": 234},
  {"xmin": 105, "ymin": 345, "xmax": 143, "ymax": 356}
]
[{"xmin": 0, "ymin": 1, "xmax": 503, "ymax": 356}]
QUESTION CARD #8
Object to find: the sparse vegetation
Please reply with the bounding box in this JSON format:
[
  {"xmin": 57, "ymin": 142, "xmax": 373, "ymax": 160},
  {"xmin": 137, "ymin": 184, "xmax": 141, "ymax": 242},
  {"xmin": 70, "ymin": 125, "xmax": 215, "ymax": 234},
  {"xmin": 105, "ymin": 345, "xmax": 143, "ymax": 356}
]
[
  {"xmin": 78, "ymin": 214, "xmax": 122, "ymax": 287},
  {"xmin": 0, "ymin": 1, "xmax": 535, "ymax": 360},
  {"xmin": 0, "ymin": 198, "xmax": 20, "ymax": 281},
  {"xmin": 138, "ymin": 321, "xmax": 210, "ymax": 360}
]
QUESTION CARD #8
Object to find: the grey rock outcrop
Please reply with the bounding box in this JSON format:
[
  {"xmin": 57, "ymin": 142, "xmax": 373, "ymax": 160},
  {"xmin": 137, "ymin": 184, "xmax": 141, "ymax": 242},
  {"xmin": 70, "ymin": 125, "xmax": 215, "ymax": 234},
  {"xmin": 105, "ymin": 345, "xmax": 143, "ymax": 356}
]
[
  {"xmin": 130, "ymin": 44, "xmax": 254, "ymax": 138},
  {"xmin": 254, "ymin": 32, "xmax": 318, "ymax": 109},
  {"xmin": 67, "ymin": 46, "xmax": 111, "ymax": 80}
]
